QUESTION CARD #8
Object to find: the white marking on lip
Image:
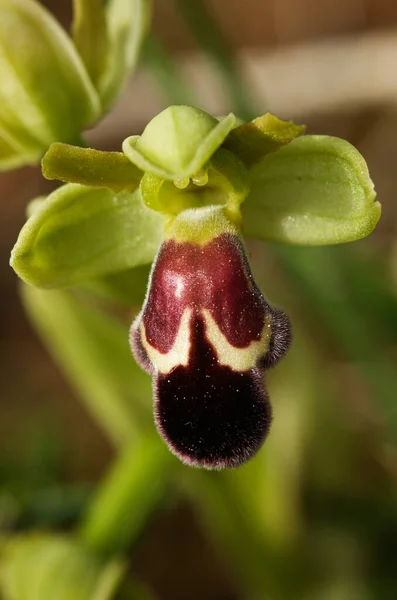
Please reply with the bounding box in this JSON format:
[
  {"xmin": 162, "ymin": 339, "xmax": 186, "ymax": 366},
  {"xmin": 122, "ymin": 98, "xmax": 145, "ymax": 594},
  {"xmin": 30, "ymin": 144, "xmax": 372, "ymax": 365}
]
[
  {"xmin": 202, "ymin": 309, "xmax": 271, "ymax": 371},
  {"xmin": 140, "ymin": 308, "xmax": 192, "ymax": 374}
]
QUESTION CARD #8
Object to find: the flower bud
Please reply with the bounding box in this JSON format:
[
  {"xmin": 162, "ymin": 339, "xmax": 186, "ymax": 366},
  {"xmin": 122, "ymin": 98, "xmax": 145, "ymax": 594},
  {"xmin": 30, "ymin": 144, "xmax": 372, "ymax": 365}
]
[
  {"xmin": 131, "ymin": 207, "xmax": 291, "ymax": 469},
  {"xmin": 0, "ymin": 0, "xmax": 100, "ymax": 169}
]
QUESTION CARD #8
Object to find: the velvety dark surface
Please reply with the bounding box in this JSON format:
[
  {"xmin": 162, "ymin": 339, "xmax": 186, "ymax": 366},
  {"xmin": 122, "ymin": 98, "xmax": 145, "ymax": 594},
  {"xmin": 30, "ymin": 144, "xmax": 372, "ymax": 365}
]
[
  {"xmin": 155, "ymin": 316, "xmax": 272, "ymax": 469},
  {"xmin": 141, "ymin": 233, "xmax": 269, "ymax": 353}
]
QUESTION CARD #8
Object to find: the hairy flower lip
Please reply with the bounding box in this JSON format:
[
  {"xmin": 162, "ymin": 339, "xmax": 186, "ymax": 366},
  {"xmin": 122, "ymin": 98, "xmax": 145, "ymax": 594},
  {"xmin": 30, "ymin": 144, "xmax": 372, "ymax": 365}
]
[{"xmin": 130, "ymin": 206, "xmax": 291, "ymax": 469}]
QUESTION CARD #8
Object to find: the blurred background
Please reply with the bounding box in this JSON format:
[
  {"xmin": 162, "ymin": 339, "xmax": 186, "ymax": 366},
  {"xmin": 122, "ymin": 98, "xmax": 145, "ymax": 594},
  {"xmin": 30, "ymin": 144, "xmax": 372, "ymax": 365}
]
[{"xmin": 1, "ymin": 1, "xmax": 397, "ymax": 599}]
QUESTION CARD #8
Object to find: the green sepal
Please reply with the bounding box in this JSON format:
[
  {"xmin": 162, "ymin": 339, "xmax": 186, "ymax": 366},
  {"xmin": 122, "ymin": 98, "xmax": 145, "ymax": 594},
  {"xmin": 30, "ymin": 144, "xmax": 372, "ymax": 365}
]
[
  {"xmin": 0, "ymin": 0, "xmax": 101, "ymax": 169},
  {"xmin": 10, "ymin": 184, "xmax": 164, "ymax": 288},
  {"xmin": 243, "ymin": 135, "xmax": 380, "ymax": 245},
  {"xmin": 42, "ymin": 143, "xmax": 142, "ymax": 191},
  {"xmin": 0, "ymin": 534, "xmax": 124, "ymax": 600},
  {"xmin": 140, "ymin": 147, "xmax": 249, "ymax": 224},
  {"xmin": 223, "ymin": 112, "xmax": 306, "ymax": 167},
  {"xmin": 122, "ymin": 106, "xmax": 236, "ymax": 180},
  {"xmin": 96, "ymin": 0, "xmax": 151, "ymax": 111}
]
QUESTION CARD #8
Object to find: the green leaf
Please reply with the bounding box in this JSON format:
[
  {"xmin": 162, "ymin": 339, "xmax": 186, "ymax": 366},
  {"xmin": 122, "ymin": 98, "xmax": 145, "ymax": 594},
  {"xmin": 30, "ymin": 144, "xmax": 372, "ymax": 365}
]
[
  {"xmin": 20, "ymin": 285, "xmax": 152, "ymax": 447},
  {"xmin": 97, "ymin": 0, "xmax": 151, "ymax": 111},
  {"xmin": 80, "ymin": 434, "xmax": 172, "ymax": 555},
  {"xmin": 222, "ymin": 113, "xmax": 306, "ymax": 167},
  {"xmin": 72, "ymin": 0, "xmax": 108, "ymax": 89},
  {"xmin": 0, "ymin": 534, "xmax": 124, "ymax": 600},
  {"xmin": 82, "ymin": 265, "xmax": 150, "ymax": 307},
  {"xmin": 123, "ymin": 106, "xmax": 236, "ymax": 180},
  {"xmin": 11, "ymin": 184, "xmax": 164, "ymax": 288},
  {"xmin": 0, "ymin": 0, "xmax": 100, "ymax": 168},
  {"xmin": 275, "ymin": 245, "xmax": 397, "ymax": 439},
  {"xmin": 243, "ymin": 135, "xmax": 380, "ymax": 245},
  {"xmin": 42, "ymin": 143, "xmax": 142, "ymax": 191}
]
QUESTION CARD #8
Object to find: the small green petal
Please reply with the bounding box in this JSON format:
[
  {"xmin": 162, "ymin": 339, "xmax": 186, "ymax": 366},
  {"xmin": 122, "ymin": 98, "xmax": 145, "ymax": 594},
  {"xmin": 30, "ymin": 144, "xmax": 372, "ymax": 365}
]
[
  {"xmin": 0, "ymin": 0, "xmax": 100, "ymax": 167},
  {"xmin": 42, "ymin": 143, "xmax": 142, "ymax": 191},
  {"xmin": 122, "ymin": 106, "xmax": 236, "ymax": 180},
  {"xmin": 0, "ymin": 535, "xmax": 124, "ymax": 600},
  {"xmin": 243, "ymin": 135, "xmax": 380, "ymax": 245},
  {"xmin": 223, "ymin": 112, "xmax": 306, "ymax": 167},
  {"xmin": 98, "ymin": 0, "xmax": 151, "ymax": 111},
  {"xmin": 10, "ymin": 184, "xmax": 164, "ymax": 288}
]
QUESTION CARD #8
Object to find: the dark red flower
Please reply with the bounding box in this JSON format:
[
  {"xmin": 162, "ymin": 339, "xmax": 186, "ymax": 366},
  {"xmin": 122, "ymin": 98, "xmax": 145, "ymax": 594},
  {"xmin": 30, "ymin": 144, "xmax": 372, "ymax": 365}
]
[{"xmin": 131, "ymin": 209, "xmax": 291, "ymax": 469}]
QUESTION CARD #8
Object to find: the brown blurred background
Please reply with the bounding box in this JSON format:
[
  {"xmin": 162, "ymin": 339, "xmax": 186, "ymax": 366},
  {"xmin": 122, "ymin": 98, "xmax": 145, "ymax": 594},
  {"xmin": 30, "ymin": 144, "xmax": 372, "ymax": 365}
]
[{"xmin": 2, "ymin": 1, "xmax": 397, "ymax": 598}]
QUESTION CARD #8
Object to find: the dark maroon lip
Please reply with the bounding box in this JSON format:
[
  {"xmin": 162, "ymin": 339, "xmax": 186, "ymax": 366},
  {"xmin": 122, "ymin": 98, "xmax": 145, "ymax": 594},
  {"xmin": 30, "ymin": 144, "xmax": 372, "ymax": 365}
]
[{"xmin": 130, "ymin": 231, "xmax": 291, "ymax": 469}]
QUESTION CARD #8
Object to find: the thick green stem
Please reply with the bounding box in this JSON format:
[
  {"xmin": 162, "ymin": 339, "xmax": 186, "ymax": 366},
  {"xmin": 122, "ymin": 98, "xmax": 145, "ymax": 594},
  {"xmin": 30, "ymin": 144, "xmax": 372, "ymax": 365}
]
[{"xmin": 79, "ymin": 433, "xmax": 171, "ymax": 556}]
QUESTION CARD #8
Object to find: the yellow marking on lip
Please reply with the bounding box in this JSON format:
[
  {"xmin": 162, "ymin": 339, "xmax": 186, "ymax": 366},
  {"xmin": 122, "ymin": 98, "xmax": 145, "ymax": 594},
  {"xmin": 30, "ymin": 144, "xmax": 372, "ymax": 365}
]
[
  {"xmin": 140, "ymin": 308, "xmax": 192, "ymax": 374},
  {"xmin": 140, "ymin": 305, "xmax": 271, "ymax": 375},
  {"xmin": 164, "ymin": 205, "xmax": 241, "ymax": 244},
  {"xmin": 202, "ymin": 309, "xmax": 271, "ymax": 371}
]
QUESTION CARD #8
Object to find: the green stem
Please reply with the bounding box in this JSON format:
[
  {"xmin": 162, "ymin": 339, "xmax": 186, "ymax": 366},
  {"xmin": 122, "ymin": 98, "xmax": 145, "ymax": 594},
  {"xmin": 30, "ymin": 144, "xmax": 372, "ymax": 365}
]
[{"xmin": 79, "ymin": 433, "xmax": 171, "ymax": 556}]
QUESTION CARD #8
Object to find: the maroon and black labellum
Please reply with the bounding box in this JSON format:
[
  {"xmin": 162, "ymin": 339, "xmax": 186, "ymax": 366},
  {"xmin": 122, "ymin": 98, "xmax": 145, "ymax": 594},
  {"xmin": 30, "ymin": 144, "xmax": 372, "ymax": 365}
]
[{"xmin": 131, "ymin": 231, "xmax": 291, "ymax": 469}]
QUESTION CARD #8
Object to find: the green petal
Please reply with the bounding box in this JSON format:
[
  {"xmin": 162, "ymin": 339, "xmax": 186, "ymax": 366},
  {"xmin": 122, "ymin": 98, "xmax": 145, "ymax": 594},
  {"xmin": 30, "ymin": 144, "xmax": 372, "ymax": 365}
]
[
  {"xmin": 97, "ymin": 0, "xmax": 151, "ymax": 110},
  {"xmin": 222, "ymin": 112, "xmax": 306, "ymax": 167},
  {"xmin": 0, "ymin": 535, "xmax": 124, "ymax": 600},
  {"xmin": 0, "ymin": 0, "xmax": 100, "ymax": 166},
  {"xmin": 42, "ymin": 143, "xmax": 142, "ymax": 191},
  {"xmin": 123, "ymin": 106, "xmax": 236, "ymax": 180},
  {"xmin": 243, "ymin": 135, "xmax": 380, "ymax": 245},
  {"xmin": 10, "ymin": 184, "xmax": 164, "ymax": 288}
]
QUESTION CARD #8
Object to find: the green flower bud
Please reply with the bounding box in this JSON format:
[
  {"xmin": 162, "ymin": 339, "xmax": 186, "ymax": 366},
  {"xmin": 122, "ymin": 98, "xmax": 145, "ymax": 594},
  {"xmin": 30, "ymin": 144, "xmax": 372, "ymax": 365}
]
[
  {"xmin": 0, "ymin": 535, "xmax": 124, "ymax": 600},
  {"xmin": 72, "ymin": 0, "xmax": 151, "ymax": 111},
  {"xmin": 122, "ymin": 105, "xmax": 236, "ymax": 180},
  {"xmin": 0, "ymin": 0, "xmax": 101, "ymax": 170}
]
